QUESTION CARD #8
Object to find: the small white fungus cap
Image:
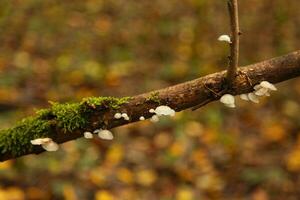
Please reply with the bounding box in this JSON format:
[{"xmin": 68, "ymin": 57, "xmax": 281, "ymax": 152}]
[
  {"xmin": 239, "ymin": 81, "xmax": 276, "ymax": 105},
  {"xmin": 149, "ymin": 109, "xmax": 155, "ymax": 113},
  {"xmin": 240, "ymin": 94, "xmax": 249, "ymax": 101},
  {"xmin": 121, "ymin": 113, "xmax": 130, "ymax": 120},
  {"xmin": 114, "ymin": 113, "xmax": 122, "ymax": 119},
  {"xmin": 260, "ymin": 81, "xmax": 277, "ymax": 91},
  {"xmin": 254, "ymin": 84, "xmax": 261, "ymax": 90},
  {"xmin": 150, "ymin": 115, "xmax": 159, "ymax": 123},
  {"xmin": 30, "ymin": 138, "xmax": 59, "ymax": 152},
  {"xmin": 248, "ymin": 93, "xmax": 259, "ymax": 103},
  {"xmin": 254, "ymin": 87, "xmax": 269, "ymax": 96},
  {"xmin": 98, "ymin": 129, "xmax": 114, "ymax": 140},
  {"xmin": 84, "ymin": 131, "xmax": 93, "ymax": 139},
  {"xmin": 139, "ymin": 116, "xmax": 145, "ymax": 121},
  {"xmin": 220, "ymin": 94, "xmax": 235, "ymax": 108},
  {"xmin": 42, "ymin": 142, "xmax": 59, "ymax": 152},
  {"xmin": 31, "ymin": 138, "xmax": 52, "ymax": 145},
  {"xmin": 251, "ymin": 81, "xmax": 277, "ymax": 99},
  {"xmin": 93, "ymin": 129, "xmax": 100, "ymax": 134},
  {"xmin": 218, "ymin": 35, "xmax": 231, "ymax": 43},
  {"xmin": 153, "ymin": 106, "xmax": 175, "ymax": 117}
]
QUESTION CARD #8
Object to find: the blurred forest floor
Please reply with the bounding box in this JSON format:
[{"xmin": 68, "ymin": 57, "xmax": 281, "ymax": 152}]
[{"xmin": 0, "ymin": 0, "xmax": 300, "ymax": 199}]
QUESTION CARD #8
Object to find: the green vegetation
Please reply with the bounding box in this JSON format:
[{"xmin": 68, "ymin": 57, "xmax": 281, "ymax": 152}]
[
  {"xmin": 0, "ymin": 96, "xmax": 132, "ymax": 156},
  {"xmin": 81, "ymin": 96, "xmax": 132, "ymax": 110},
  {"xmin": 50, "ymin": 102, "xmax": 87, "ymax": 133},
  {"xmin": 0, "ymin": 117, "xmax": 52, "ymax": 156},
  {"xmin": 146, "ymin": 91, "xmax": 161, "ymax": 104}
]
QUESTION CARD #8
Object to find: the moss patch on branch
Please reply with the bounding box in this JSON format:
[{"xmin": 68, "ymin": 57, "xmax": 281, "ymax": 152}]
[
  {"xmin": 50, "ymin": 102, "xmax": 87, "ymax": 133},
  {"xmin": 0, "ymin": 117, "xmax": 52, "ymax": 156},
  {"xmin": 81, "ymin": 96, "xmax": 132, "ymax": 110},
  {"xmin": 146, "ymin": 91, "xmax": 161, "ymax": 104},
  {"xmin": 0, "ymin": 96, "xmax": 131, "ymax": 157}
]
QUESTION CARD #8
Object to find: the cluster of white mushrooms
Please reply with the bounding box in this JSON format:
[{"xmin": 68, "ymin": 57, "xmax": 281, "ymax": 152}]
[
  {"xmin": 30, "ymin": 138, "xmax": 59, "ymax": 152},
  {"xmin": 217, "ymin": 34, "xmax": 277, "ymax": 107},
  {"xmin": 220, "ymin": 81, "xmax": 277, "ymax": 108},
  {"xmin": 114, "ymin": 112, "xmax": 129, "ymax": 121},
  {"xmin": 30, "ymin": 105, "xmax": 176, "ymax": 152},
  {"xmin": 149, "ymin": 105, "xmax": 175, "ymax": 122}
]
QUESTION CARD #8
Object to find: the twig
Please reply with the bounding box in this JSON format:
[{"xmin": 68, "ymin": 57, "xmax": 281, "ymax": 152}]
[
  {"xmin": 204, "ymin": 83, "xmax": 222, "ymax": 97},
  {"xmin": 191, "ymin": 99, "xmax": 213, "ymax": 111},
  {"xmin": 226, "ymin": 0, "xmax": 240, "ymax": 84}
]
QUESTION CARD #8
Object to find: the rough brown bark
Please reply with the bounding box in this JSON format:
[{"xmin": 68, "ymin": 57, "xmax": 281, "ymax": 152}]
[{"xmin": 1, "ymin": 50, "xmax": 300, "ymax": 161}]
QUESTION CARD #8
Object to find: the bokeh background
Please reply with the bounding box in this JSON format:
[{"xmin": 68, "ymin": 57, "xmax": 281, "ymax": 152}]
[{"xmin": 0, "ymin": 0, "xmax": 300, "ymax": 199}]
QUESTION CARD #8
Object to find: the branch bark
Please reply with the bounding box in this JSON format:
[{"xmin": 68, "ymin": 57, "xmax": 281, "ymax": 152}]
[
  {"xmin": 1, "ymin": 50, "xmax": 300, "ymax": 161},
  {"xmin": 227, "ymin": 0, "xmax": 240, "ymax": 83}
]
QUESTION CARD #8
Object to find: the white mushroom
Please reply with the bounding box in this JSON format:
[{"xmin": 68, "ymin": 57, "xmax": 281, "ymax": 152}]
[
  {"xmin": 218, "ymin": 35, "xmax": 231, "ymax": 43},
  {"xmin": 98, "ymin": 129, "xmax": 114, "ymax": 140},
  {"xmin": 121, "ymin": 113, "xmax": 130, "ymax": 120},
  {"xmin": 248, "ymin": 93, "xmax": 259, "ymax": 103},
  {"xmin": 260, "ymin": 81, "xmax": 277, "ymax": 91},
  {"xmin": 114, "ymin": 113, "xmax": 122, "ymax": 119},
  {"xmin": 84, "ymin": 131, "xmax": 93, "ymax": 139},
  {"xmin": 30, "ymin": 138, "xmax": 52, "ymax": 145},
  {"xmin": 42, "ymin": 141, "xmax": 59, "ymax": 152},
  {"xmin": 150, "ymin": 115, "xmax": 159, "ymax": 123},
  {"xmin": 254, "ymin": 87, "xmax": 269, "ymax": 96},
  {"xmin": 265, "ymin": 91, "xmax": 270, "ymax": 97},
  {"xmin": 251, "ymin": 81, "xmax": 277, "ymax": 99},
  {"xmin": 139, "ymin": 116, "xmax": 145, "ymax": 121},
  {"xmin": 220, "ymin": 94, "xmax": 235, "ymax": 108},
  {"xmin": 240, "ymin": 94, "xmax": 249, "ymax": 101},
  {"xmin": 30, "ymin": 137, "xmax": 59, "ymax": 152},
  {"xmin": 93, "ymin": 129, "xmax": 100, "ymax": 134},
  {"xmin": 153, "ymin": 106, "xmax": 175, "ymax": 117},
  {"xmin": 149, "ymin": 109, "xmax": 155, "ymax": 113},
  {"xmin": 254, "ymin": 84, "xmax": 262, "ymax": 91}
]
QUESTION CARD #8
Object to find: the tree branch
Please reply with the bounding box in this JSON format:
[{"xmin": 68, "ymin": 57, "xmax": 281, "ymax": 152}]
[
  {"xmin": 227, "ymin": 0, "xmax": 240, "ymax": 84},
  {"xmin": 1, "ymin": 50, "xmax": 300, "ymax": 161}
]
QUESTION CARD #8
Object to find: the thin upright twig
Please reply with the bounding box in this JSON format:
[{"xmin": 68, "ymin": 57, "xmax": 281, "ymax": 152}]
[{"xmin": 226, "ymin": 0, "xmax": 240, "ymax": 84}]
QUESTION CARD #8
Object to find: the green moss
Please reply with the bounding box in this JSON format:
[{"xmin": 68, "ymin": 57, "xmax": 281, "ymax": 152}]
[
  {"xmin": 50, "ymin": 102, "xmax": 87, "ymax": 133},
  {"xmin": 0, "ymin": 96, "xmax": 132, "ymax": 156},
  {"xmin": 49, "ymin": 96, "xmax": 132, "ymax": 132},
  {"xmin": 36, "ymin": 108, "xmax": 52, "ymax": 119},
  {"xmin": 146, "ymin": 91, "xmax": 161, "ymax": 104},
  {"xmin": 81, "ymin": 96, "xmax": 132, "ymax": 109},
  {"xmin": 0, "ymin": 117, "xmax": 52, "ymax": 156}
]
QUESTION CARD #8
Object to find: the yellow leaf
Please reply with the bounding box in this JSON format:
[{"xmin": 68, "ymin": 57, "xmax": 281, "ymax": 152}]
[
  {"xmin": 63, "ymin": 184, "xmax": 78, "ymax": 200},
  {"xmin": 105, "ymin": 144, "xmax": 124, "ymax": 166},
  {"xmin": 153, "ymin": 132, "xmax": 172, "ymax": 149},
  {"xmin": 27, "ymin": 187, "xmax": 49, "ymax": 200},
  {"xmin": 261, "ymin": 123, "xmax": 286, "ymax": 142},
  {"xmin": 286, "ymin": 148, "xmax": 300, "ymax": 172},
  {"xmin": 169, "ymin": 141, "xmax": 185, "ymax": 157},
  {"xmin": 90, "ymin": 167, "xmax": 107, "ymax": 186},
  {"xmin": 176, "ymin": 187, "xmax": 194, "ymax": 200},
  {"xmin": 136, "ymin": 169, "xmax": 157, "ymax": 186},
  {"xmin": 0, "ymin": 187, "xmax": 25, "ymax": 200},
  {"xmin": 184, "ymin": 121, "xmax": 204, "ymax": 137},
  {"xmin": 95, "ymin": 190, "xmax": 114, "ymax": 200},
  {"xmin": 116, "ymin": 168, "xmax": 133, "ymax": 184}
]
